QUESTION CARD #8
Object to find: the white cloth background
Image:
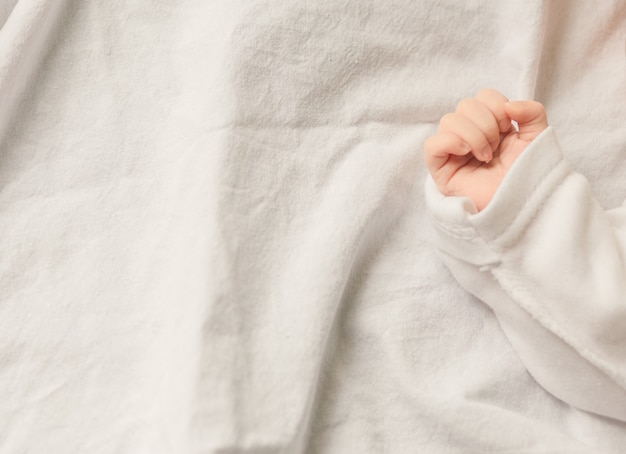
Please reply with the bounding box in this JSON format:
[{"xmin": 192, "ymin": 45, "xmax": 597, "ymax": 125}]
[{"xmin": 0, "ymin": 0, "xmax": 624, "ymax": 452}]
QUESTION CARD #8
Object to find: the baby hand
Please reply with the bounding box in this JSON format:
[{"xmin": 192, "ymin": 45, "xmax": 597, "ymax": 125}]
[{"xmin": 423, "ymin": 89, "xmax": 548, "ymax": 211}]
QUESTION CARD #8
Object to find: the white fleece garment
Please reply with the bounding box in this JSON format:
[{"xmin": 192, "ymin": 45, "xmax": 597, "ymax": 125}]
[{"xmin": 426, "ymin": 126, "xmax": 626, "ymax": 422}]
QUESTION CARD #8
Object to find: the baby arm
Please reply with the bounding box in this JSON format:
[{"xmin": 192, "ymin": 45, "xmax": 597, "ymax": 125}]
[{"xmin": 423, "ymin": 89, "xmax": 626, "ymax": 421}]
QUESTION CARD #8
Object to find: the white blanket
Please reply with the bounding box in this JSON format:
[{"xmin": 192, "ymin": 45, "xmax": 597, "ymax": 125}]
[{"xmin": 0, "ymin": 0, "xmax": 624, "ymax": 452}]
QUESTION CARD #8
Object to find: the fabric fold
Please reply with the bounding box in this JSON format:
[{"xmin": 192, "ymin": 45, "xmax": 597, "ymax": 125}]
[{"xmin": 0, "ymin": 0, "xmax": 69, "ymax": 149}]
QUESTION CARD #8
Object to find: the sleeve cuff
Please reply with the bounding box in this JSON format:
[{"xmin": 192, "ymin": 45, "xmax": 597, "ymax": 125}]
[{"xmin": 425, "ymin": 126, "xmax": 572, "ymax": 261}]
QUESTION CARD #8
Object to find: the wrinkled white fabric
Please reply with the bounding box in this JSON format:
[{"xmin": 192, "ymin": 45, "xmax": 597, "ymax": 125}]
[{"xmin": 0, "ymin": 0, "xmax": 624, "ymax": 453}]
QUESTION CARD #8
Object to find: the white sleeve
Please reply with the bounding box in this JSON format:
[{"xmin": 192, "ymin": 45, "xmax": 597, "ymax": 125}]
[{"xmin": 425, "ymin": 126, "xmax": 626, "ymax": 422}]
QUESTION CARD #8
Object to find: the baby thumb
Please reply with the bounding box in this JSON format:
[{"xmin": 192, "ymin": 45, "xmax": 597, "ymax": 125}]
[{"xmin": 504, "ymin": 100, "xmax": 548, "ymax": 141}]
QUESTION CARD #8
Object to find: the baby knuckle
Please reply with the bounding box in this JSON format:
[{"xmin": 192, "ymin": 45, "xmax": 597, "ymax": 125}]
[
  {"xmin": 531, "ymin": 100, "xmax": 545, "ymax": 110},
  {"xmin": 455, "ymin": 98, "xmax": 475, "ymax": 113},
  {"xmin": 476, "ymin": 88, "xmax": 498, "ymax": 97},
  {"xmin": 439, "ymin": 112, "xmax": 457, "ymax": 128}
]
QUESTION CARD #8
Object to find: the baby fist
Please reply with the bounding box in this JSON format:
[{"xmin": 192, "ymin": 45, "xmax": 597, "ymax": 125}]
[{"xmin": 424, "ymin": 89, "xmax": 548, "ymax": 211}]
